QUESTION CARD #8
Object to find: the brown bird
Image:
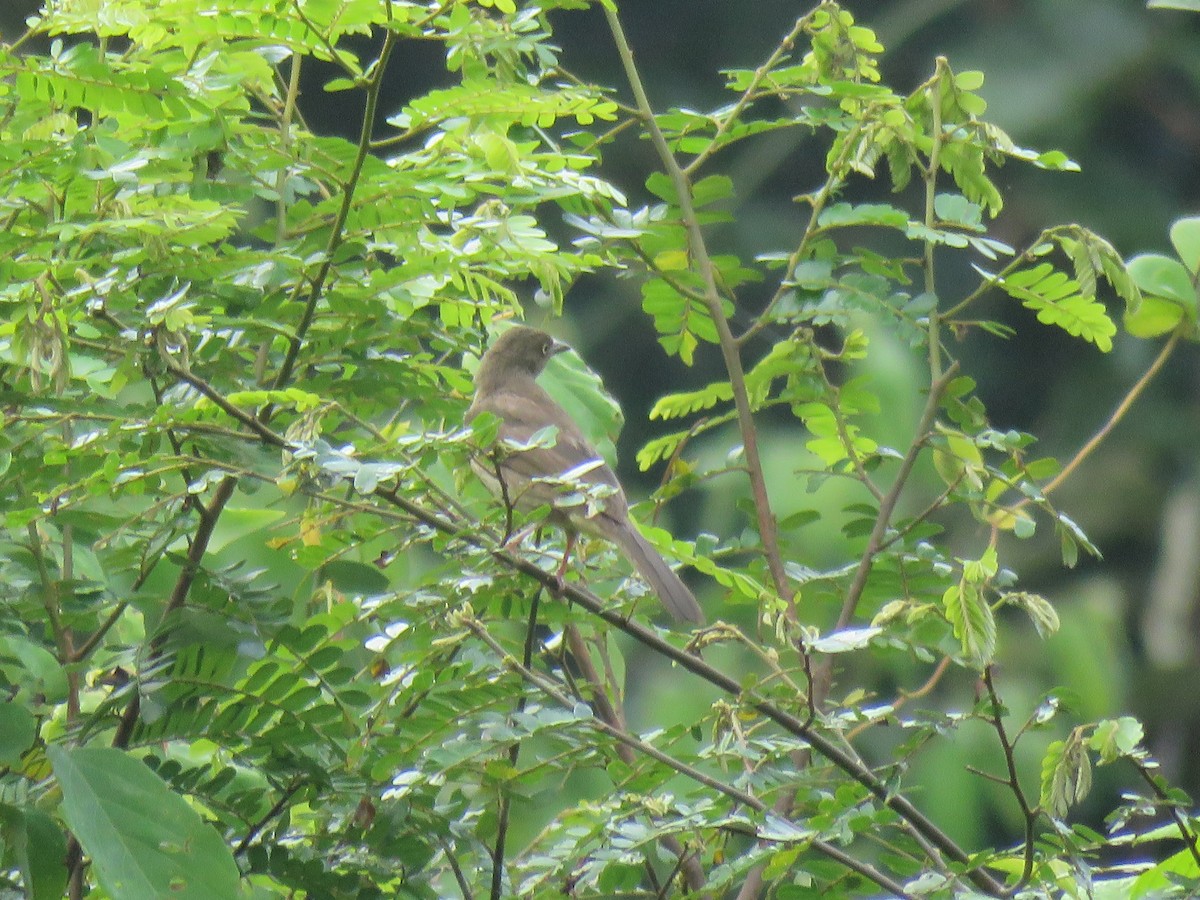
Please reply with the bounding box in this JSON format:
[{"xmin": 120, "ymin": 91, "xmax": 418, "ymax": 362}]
[{"xmin": 466, "ymin": 326, "xmax": 705, "ymax": 625}]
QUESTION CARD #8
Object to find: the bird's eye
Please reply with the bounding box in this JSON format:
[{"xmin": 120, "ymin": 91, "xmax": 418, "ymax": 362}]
[{"xmin": 542, "ymin": 341, "xmax": 551, "ymax": 356}]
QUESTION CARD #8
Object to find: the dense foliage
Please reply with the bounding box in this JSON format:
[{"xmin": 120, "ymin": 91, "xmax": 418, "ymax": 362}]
[{"xmin": 1, "ymin": 1, "xmax": 1198, "ymax": 897}]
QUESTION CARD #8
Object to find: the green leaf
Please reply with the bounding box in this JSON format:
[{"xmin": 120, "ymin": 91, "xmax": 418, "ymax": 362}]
[
  {"xmin": 942, "ymin": 581, "xmax": 996, "ymax": 667},
  {"xmin": 933, "ymin": 192, "xmax": 983, "ymax": 230},
  {"xmin": 816, "ymin": 202, "xmax": 908, "ymax": 230},
  {"xmin": 1169, "ymin": 216, "xmax": 1200, "ymax": 273},
  {"xmin": 542, "ymin": 343, "xmax": 624, "ymax": 462},
  {"xmin": 0, "ymin": 805, "xmax": 68, "ymax": 900},
  {"xmin": 1002, "ymin": 592, "xmax": 1060, "ymax": 638},
  {"xmin": 691, "ymin": 174, "xmax": 734, "ymax": 207},
  {"xmin": 989, "ymin": 263, "xmax": 1116, "ymax": 351},
  {"xmin": 1089, "ymin": 716, "xmax": 1144, "ymax": 763},
  {"xmin": 649, "ymin": 382, "xmax": 733, "ymax": 419},
  {"xmin": 1148, "ymin": 0, "xmax": 1200, "ymax": 9},
  {"xmin": 0, "ymin": 636, "xmax": 68, "ymax": 703},
  {"xmin": 1040, "ymin": 730, "xmax": 1092, "ymax": 818},
  {"xmin": 1126, "ymin": 254, "xmax": 1198, "ymax": 313},
  {"xmin": 1129, "ymin": 844, "xmax": 1200, "ymax": 898},
  {"xmin": 0, "ymin": 702, "xmax": 36, "ymax": 765},
  {"xmin": 48, "ymin": 746, "xmax": 240, "ymax": 900},
  {"xmin": 1124, "ymin": 293, "xmax": 1185, "ymax": 338}
]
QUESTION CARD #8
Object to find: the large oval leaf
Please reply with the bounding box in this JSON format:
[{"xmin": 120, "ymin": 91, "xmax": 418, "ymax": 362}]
[
  {"xmin": 48, "ymin": 746, "xmax": 239, "ymax": 900},
  {"xmin": 1126, "ymin": 254, "xmax": 1197, "ymax": 314}
]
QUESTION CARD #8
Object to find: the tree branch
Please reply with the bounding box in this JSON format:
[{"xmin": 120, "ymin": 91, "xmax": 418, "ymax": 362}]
[
  {"xmin": 604, "ymin": 6, "xmax": 793, "ymax": 607},
  {"xmin": 375, "ymin": 488, "xmax": 1006, "ymax": 896},
  {"xmin": 465, "ymin": 618, "xmax": 914, "ymax": 899}
]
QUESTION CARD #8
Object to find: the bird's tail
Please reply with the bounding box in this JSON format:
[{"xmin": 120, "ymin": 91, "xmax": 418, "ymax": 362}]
[{"xmin": 607, "ymin": 521, "xmax": 705, "ymax": 625}]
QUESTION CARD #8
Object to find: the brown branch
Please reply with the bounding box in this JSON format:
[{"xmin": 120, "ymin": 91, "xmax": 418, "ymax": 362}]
[
  {"xmin": 981, "ymin": 667, "xmax": 1037, "ymax": 890},
  {"xmin": 465, "ymin": 618, "xmax": 914, "ymax": 899},
  {"xmin": 1039, "ymin": 329, "xmax": 1180, "ymax": 499},
  {"xmin": 374, "ymin": 489, "xmax": 1005, "ymax": 895},
  {"xmin": 269, "ymin": 28, "xmax": 398, "ymax": 395},
  {"xmin": 603, "ymin": 6, "xmax": 793, "ymax": 608},
  {"xmin": 112, "ymin": 476, "xmax": 238, "ymax": 750},
  {"xmin": 162, "ymin": 356, "xmax": 289, "ymax": 447}
]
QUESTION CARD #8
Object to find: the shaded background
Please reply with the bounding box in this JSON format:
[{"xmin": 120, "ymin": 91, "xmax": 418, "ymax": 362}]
[
  {"xmin": 7, "ymin": 0, "xmax": 1197, "ymax": 855},
  {"xmin": 547, "ymin": 3, "xmax": 1200, "ymax": 848}
]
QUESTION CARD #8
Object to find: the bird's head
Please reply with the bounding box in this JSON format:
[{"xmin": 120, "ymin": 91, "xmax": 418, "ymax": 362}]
[{"xmin": 476, "ymin": 326, "xmax": 570, "ymax": 388}]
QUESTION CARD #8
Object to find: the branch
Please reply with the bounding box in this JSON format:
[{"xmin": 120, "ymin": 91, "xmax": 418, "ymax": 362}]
[
  {"xmin": 465, "ymin": 618, "xmax": 914, "ymax": 899},
  {"xmin": 683, "ymin": 12, "xmax": 815, "ymax": 176},
  {"xmin": 603, "ymin": 6, "xmax": 794, "ymax": 607},
  {"xmin": 982, "ymin": 667, "xmax": 1037, "ymax": 890},
  {"xmin": 1132, "ymin": 757, "xmax": 1200, "ymax": 872},
  {"xmin": 1039, "ymin": 329, "xmax": 1180, "ymax": 499},
  {"xmin": 373, "ymin": 489, "xmax": 1006, "ymax": 896},
  {"xmin": 269, "ymin": 27, "xmax": 399, "ymax": 394},
  {"xmin": 833, "ymin": 362, "xmax": 961, "ymax": 631},
  {"xmin": 112, "ymin": 476, "xmax": 238, "ymax": 750}
]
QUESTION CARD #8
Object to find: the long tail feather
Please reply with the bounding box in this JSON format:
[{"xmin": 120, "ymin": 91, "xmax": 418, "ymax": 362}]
[{"xmin": 606, "ymin": 522, "xmax": 705, "ymax": 624}]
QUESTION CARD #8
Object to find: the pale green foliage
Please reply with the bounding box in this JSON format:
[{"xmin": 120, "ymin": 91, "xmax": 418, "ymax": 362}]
[{"xmin": 1, "ymin": 1, "xmax": 1196, "ymax": 898}]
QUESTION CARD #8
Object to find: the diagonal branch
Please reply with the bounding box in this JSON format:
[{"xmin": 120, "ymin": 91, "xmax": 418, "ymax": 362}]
[
  {"xmin": 603, "ymin": 6, "xmax": 793, "ymax": 608},
  {"xmin": 465, "ymin": 617, "xmax": 914, "ymax": 899},
  {"xmin": 373, "ymin": 487, "xmax": 1006, "ymax": 896},
  {"xmin": 269, "ymin": 28, "xmax": 399, "ymax": 396}
]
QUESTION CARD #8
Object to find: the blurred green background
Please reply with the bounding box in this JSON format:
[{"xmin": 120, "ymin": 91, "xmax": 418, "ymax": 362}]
[{"xmin": 7, "ymin": 0, "xmax": 1196, "ymax": 853}]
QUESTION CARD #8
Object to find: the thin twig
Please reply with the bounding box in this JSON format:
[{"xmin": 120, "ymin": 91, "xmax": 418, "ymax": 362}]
[
  {"xmin": 683, "ymin": 11, "xmax": 816, "ymax": 176},
  {"xmin": 1132, "ymin": 758, "xmax": 1200, "ymax": 871},
  {"xmin": 1038, "ymin": 329, "xmax": 1181, "ymax": 499},
  {"xmin": 269, "ymin": 28, "xmax": 399, "ymax": 394},
  {"xmin": 982, "ymin": 667, "xmax": 1037, "ymax": 889},
  {"xmin": 603, "ymin": 6, "xmax": 794, "ymax": 611}
]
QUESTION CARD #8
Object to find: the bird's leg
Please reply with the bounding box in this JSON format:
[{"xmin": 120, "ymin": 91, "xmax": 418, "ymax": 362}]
[
  {"xmin": 553, "ymin": 530, "xmax": 576, "ymax": 595},
  {"xmin": 491, "ymin": 455, "xmax": 516, "ymax": 543}
]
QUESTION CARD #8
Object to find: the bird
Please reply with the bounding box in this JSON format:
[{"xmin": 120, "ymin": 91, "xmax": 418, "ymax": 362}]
[{"xmin": 466, "ymin": 326, "xmax": 705, "ymax": 625}]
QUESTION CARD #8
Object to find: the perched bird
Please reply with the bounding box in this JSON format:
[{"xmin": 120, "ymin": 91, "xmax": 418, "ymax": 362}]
[{"xmin": 466, "ymin": 326, "xmax": 705, "ymax": 625}]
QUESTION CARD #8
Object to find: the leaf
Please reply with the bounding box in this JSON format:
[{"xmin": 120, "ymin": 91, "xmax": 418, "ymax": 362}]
[
  {"xmin": 1089, "ymin": 716, "xmax": 1144, "ymax": 763},
  {"xmin": 1126, "ymin": 254, "xmax": 1198, "ymax": 312},
  {"xmin": 0, "ymin": 806, "xmax": 68, "ymax": 900},
  {"xmin": 1129, "ymin": 844, "xmax": 1200, "ymax": 898},
  {"xmin": 649, "ymin": 382, "xmax": 733, "ymax": 419},
  {"xmin": 809, "ymin": 626, "xmax": 881, "ymax": 653},
  {"xmin": 48, "ymin": 746, "xmax": 240, "ymax": 900},
  {"xmin": 816, "ymin": 202, "xmax": 908, "ymax": 230},
  {"xmin": 1040, "ymin": 730, "xmax": 1092, "ymax": 818},
  {"xmin": 1124, "ymin": 294, "xmax": 1185, "ymax": 338},
  {"xmin": 1169, "ymin": 216, "xmax": 1200, "ymax": 273},
  {"xmin": 0, "ymin": 702, "xmax": 36, "ymax": 766},
  {"xmin": 933, "ymin": 192, "xmax": 983, "ymax": 230},
  {"xmin": 1148, "ymin": 0, "xmax": 1200, "ymax": 10},
  {"xmin": 691, "ymin": 174, "xmax": 734, "ymax": 207},
  {"xmin": 989, "ymin": 263, "xmax": 1116, "ymax": 351},
  {"xmin": 1002, "ymin": 592, "xmax": 1060, "ymax": 638},
  {"xmin": 942, "ymin": 582, "xmax": 996, "ymax": 667}
]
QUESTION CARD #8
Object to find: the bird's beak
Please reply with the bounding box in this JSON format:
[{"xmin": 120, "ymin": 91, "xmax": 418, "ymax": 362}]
[{"xmin": 550, "ymin": 339, "xmax": 571, "ymax": 357}]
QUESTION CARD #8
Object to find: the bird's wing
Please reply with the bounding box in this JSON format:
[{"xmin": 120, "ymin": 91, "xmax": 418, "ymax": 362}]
[{"xmin": 470, "ymin": 385, "xmax": 627, "ymax": 518}]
